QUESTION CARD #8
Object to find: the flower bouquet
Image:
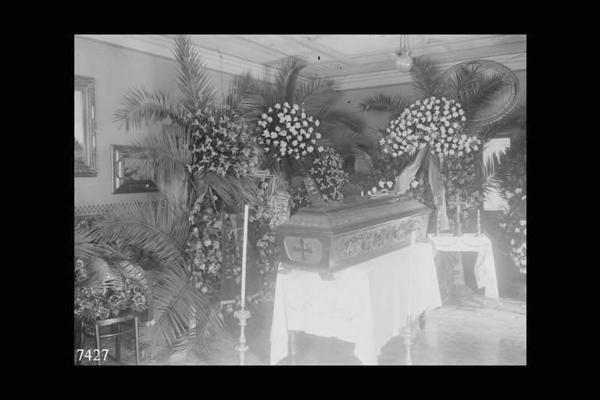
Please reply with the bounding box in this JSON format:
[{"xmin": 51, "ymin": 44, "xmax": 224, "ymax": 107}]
[
  {"xmin": 290, "ymin": 146, "xmax": 349, "ymax": 211},
  {"xmin": 367, "ymin": 180, "xmax": 395, "ymax": 198},
  {"xmin": 256, "ymin": 102, "xmax": 323, "ymax": 162},
  {"xmin": 380, "ymin": 96, "xmax": 480, "ymax": 159}
]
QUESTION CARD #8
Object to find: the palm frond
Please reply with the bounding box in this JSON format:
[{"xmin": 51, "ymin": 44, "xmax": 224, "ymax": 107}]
[
  {"xmin": 113, "ymin": 88, "xmax": 182, "ymax": 132},
  {"xmin": 275, "ymin": 56, "xmax": 308, "ymax": 103},
  {"xmin": 321, "ymin": 108, "xmax": 367, "ymax": 135},
  {"xmin": 441, "ymin": 63, "xmax": 482, "ymax": 104},
  {"xmin": 359, "ymin": 93, "xmax": 410, "ymax": 117},
  {"xmin": 226, "ymin": 72, "xmax": 263, "ymax": 112},
  {"xmin": 91, "ymin": 201, "xmax": 190, "ymax": 268},
  {"xmin": 147, "ymin": 263, "xmax": 224, "ymax": 353},
  {"xmin": 131, "ymin": 124, "xmax": 192, "ymax": 208},
  {"xmin": 201, "ymin": 173, "xmax": 261, "ymax": 211},
  {"xmin": 295, "ymin": 77, "xmax": 340, "ymax": 115},
  {"xmin": 411, "ymin": 56, "xmax": 443, "ymax": 99},
  {"xmin": 462, "ymin": 71, "xmax": 510, "ymax": 119},
  {"xmin": 237, "ymin": 94, "xmax": 268, "ymax": 123},
  {"xmin": 75, "ymin": 227, "xmax": 109, "ymax": 262},
  {"xmin": 173, "ymin": 35, "xmax": 215, "ymax": 112},
  {"xmin": 473, "ymin": 104, "xmax": 526, "ymax": 142}
]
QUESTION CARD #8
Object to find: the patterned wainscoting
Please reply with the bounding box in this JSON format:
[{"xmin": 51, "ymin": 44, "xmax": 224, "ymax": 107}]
[{"xmin": 74, "ymin": 200, "xmax": 164, "ymax": 228}]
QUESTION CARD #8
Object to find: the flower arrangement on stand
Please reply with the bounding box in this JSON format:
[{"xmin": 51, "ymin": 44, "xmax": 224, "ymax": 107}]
[
  {"xmin": 440, "ymin": 151, "xmax": 485, "ymax": 232},
  {"xmin": 379, "ymin": 97, "xmax": 479, "ymax": 159},
  {"xmin": 290, "ymin": 146, "xmax": 349, "ymax": 212},
  {"xmin": 497, "ymin": 138, "xmax": 526, "ymax": 273},
  {"xmin": 74, "ymin": 258, "xmax": 149, "ymax": 323},
  {"xmin": 185, "ymin": 105, "xmax": 262, "ymax": 298}
]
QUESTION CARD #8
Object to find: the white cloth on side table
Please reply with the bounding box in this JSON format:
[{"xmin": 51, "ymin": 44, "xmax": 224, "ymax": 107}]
[
  {"xmin": 427, "ymin": 234, "xmax": 500, "ymax": 300},
  {"xmin": 270, "ymin": 242, "xmax": 442, "ymax": 365}
]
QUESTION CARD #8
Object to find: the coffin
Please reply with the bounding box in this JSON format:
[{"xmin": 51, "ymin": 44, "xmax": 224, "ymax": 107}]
[{"xmin": 274, "ymin": 193, "xmax": 431, "ymax": 272}]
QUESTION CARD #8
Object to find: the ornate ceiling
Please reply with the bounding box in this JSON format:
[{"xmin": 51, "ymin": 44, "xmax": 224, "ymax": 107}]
[{"xmin": 78, "ymin": 34, "xmax": 526, "ymax": 90}]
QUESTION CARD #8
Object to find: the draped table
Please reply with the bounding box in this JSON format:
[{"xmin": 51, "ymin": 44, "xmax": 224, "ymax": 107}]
[
  {"xmin": 270, "ymin": 242, "xmax": 442, "ymax": 365},
  {"xmin": 427, "ymin": 234, "xmax": 500, "ymax": 300}
]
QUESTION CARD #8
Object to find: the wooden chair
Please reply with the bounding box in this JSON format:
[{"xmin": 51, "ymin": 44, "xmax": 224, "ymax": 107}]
[{"xmin": 78, "ymin": 314, "xmax": 140, "ymax": 365}]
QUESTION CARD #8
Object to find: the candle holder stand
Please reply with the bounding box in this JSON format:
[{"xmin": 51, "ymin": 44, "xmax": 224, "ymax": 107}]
[
  {"xmin": 234, "ymin": 308, "xmax": 251, "ymax": 365},
  {"xmin": 402, "ymin": 314, "xmax": 418, "ymax": 365}
]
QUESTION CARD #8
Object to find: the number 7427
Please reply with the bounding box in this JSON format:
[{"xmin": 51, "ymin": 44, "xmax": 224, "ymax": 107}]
[{"xmin": 76, "ymin": 349, "xmax": 109, "ymax": 362}]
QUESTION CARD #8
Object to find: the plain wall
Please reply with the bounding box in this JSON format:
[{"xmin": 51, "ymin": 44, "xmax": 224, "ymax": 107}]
[{"xmin": 74, "ymin": 36, "xmax": 238, "ymax": 207}]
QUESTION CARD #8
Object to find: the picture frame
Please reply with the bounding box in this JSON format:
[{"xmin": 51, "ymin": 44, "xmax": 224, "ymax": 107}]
[
  {"xmin": 111, "ymin": 145, "xmax": 159, "ymax": 194},
  {"xmin": 75, "ymin": 75, "xmax": 97, "ymax": 177}
]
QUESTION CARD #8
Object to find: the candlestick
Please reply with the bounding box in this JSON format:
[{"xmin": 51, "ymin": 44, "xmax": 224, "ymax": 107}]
[
  {"xmin": 235, "ymin": 204, "xmax": 251, "ymax": 365},
  {"xmin": 477, "ymin": 209, "xmax": 481, "ymax": 236},
  {"xmin": 241, "ymin": 204, "xmax": 249, "ymax": 309},
  {"xmin": 455, "ymin": 194, "xmax": 462, "ymax": 237}
]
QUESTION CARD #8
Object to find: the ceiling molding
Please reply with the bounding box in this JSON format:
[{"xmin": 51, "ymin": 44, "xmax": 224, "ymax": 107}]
[
  {"xmin": 77, "ymin": 35, "xmax": 525, "ymax": 92},
  {"xmin": 77, "ymin": 34, "xmax": 279, "ymax": 82},
  {"xmin": 332, "ymin": 52, "xmax": 526, "ymax": 91}
]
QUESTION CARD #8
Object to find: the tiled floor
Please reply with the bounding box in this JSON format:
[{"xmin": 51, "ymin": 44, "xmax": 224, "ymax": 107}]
[{"xmin": 76, "ymin": 296, "xmax": 525, "ymax": 366}]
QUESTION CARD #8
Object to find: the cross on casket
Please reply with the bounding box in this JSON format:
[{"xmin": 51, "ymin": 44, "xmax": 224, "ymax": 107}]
[{"xmin": 293, "ymin": 238, "xmax": 313, "ymax": 261}]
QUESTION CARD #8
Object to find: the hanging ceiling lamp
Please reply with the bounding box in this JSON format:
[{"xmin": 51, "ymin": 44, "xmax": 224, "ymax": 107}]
[{"xmin": 395, "ymin": 34, "xmax": 414, "ymax": 72}]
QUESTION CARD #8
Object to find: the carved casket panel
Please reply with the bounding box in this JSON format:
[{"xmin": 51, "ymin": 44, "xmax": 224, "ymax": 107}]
[{"xmin": 274, "ymin": 194, "xmax": 431, "ymax": 272}]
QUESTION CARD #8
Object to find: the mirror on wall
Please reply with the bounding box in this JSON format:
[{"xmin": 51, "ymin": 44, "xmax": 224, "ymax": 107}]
[{"xmin": 75, "ymin": 75, "xmax": 97, "ymax": 177}]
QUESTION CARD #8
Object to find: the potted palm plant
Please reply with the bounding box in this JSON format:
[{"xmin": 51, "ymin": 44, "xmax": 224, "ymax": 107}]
[{"xmin": 76, "ymin": 35, "xmax": 267, "ymax": 363}]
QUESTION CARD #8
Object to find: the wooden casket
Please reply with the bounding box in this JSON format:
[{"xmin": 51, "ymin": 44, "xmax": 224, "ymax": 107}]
[{"xmin": 274, "ymin": 193, "xmax": 431, "ymax": 273}]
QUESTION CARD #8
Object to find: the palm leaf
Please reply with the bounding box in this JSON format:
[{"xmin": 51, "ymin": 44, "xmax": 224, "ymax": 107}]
[
  {"xmin": 441, "ymin": 63, "xmax": 482, "ymax": 105},
  {"xmin": 201, "ymin": 173, "xmax": 261, "ymax": 211},
  {"xmin": 146, "ymin": 263, "xmax": 225, "ymax": 355},
  {"xmin": 226, "ymin": 72, "xmax": 263, "ymax": 112},
  {"xmin": 75, "ymin": 227, "xmax": 109, "ymax": 262},
  {"xmin": 92, "ymin": 201, "xmax": 190, "ymax": 268},
  {"xmin": 411, "ymin": 56, "xmax": 443, "ymax": 98},
  {"xmin": 275, "ymin": 56, "xmax": 308, "ymax": 103},
  {"xmin": 237, "ymin": 94, "xmax": 268, "ymax": 123},
  {"xmin": 113, "ymin": 88, "xmax": 182, "ymax": 132},
  {"xmin": 131, "ymin": 124, "xmax": 192, "ymax": 208},
  {"xmin": 173, "ymin": 35, "xmax": 215, "ymax": 112},
  {"xmin": 359, "ymin": 93, "xmax": 410, "ymax": 118},
  {"xmin": 295, "ymin": 77, "xmax": 340, "ymax": 115},
  {"xmin": 461, "ymin": 71, "xmax": 510, "ymax": 119}
]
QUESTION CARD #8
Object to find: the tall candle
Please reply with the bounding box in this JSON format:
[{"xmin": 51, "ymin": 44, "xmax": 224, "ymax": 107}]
[
  {"xmin": 477, "ymin": 209, "xmax": 481, "ymax": 236},
  {"xmin": 240, "ymin": 204, "xmax": 249, "ymax": 309},
  {"xmin": 436, "ymin": 209, "xmax": 440, "ymax": 236}
]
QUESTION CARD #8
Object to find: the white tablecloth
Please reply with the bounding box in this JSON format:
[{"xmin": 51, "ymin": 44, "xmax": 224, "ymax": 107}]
[
  {"xmin": 427, "ymin": 234, "xmax": 500, "ymax": 300},
  {"xmin": 270, "ymin": 242, "xmax": 442, "ymax": 365}
]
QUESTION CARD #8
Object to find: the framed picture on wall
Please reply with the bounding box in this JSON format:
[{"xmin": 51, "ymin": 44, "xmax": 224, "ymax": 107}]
[
  {"xmin": 111, "ymin": 145, "xmax": 159, "ymax": 194},
  {"xmin": 75, "ymin": 75, "xmax": 97, "ymax": 177}
]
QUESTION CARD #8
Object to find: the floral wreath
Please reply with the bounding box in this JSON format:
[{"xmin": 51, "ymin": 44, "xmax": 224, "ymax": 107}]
[{"xmin": 380, "ymin": 96, "xmax": 480, "ymax": 159}]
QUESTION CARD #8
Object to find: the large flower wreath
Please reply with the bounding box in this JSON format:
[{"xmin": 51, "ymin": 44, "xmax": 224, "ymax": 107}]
[
  {"xmin": 380, "ymin": 97, "xmax": 480, "ymax": 159},
  {"xmin": 379, "ymin": 96, "xmax": 483, "ymax": 230}
]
